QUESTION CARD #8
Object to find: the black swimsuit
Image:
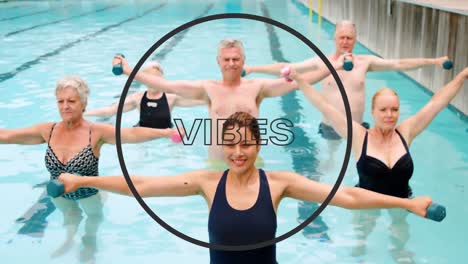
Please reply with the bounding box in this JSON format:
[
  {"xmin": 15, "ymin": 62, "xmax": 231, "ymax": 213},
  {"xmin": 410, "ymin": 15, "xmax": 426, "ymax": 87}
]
[
  {"xmin": 208, "ymin": 169, "xmax": 277, "ymax": 264},
  {"xmin": 356, "ymin": 130, "xmax": 414, "ymax": 198},
  {"xmin": 138, "ymin": 92, "xmax": 173, "ymax": 129}
]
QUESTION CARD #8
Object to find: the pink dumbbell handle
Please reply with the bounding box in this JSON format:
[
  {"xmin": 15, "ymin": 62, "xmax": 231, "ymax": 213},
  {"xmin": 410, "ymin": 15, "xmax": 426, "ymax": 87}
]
[
  {"xmin": 280, "ymin": 67, "xmax": 293, "ymax": 82},
  {"xmin": 171, "ymin": 131, "xmax": 182, "ymax": 143}
]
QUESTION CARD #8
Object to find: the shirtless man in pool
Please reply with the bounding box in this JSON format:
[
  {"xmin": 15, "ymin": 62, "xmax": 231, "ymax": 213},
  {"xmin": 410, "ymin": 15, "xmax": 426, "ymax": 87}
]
[
  {"xmin": 244, "ymin": 20, "xmax": 449, "ymax": 169},
  {"xmin": 115, "ymin": 39, "xmax": 337, "ymax": 162}
]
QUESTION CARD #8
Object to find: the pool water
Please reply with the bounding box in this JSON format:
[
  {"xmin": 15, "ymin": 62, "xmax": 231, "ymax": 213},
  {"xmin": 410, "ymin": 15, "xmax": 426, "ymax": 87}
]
[{"xmin": 0, "ymin": 0, "xmax": 466, "ymax": 263}]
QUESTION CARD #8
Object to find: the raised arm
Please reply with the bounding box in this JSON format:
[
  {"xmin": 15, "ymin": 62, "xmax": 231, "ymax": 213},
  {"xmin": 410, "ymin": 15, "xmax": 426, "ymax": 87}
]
[
  {"xmin": 398, "ymin": 67, "xmax": 467, "ymax": 143},
  {"xmin": 57, "ymin": 170, "xmax": 206, "ymax": 197},
  {"xmin": 85, "ymin": 92, "xmax": 141, "ymax": 117},
  {"xmin": 368, "ymin": 55, "xmax": 449, "ymax": 72},
  {"xmin": 258, "ymin": 66, "xmax": 335, "ymax": 99},
  {"xmin": 287, "ymin": 68, "xmax": 366, "ymax": 156},
  {"xmin": 94, "ymin": 122, "xmax": 177, "ymax": 145},
  {"xmin": 244, "ymin": 57, "xmax": 322, "ymax": 76},
  {"xmin": 0, "ymin": 122, "xmax": 50, "ymax": 145},
  {"xmin": 117, "ymin": 55, "xmax": 207, "ymax": 100},
  {"xmin": 258, "ymin": 78, "xmax": 299, "ymax": 99},
  {"xmin": 281, "ymin": 171, "xmax": 431, "ymax": 217},
  {"xmin": 257, "ymin": 57, "xmax": 343, "ymax": 98}
]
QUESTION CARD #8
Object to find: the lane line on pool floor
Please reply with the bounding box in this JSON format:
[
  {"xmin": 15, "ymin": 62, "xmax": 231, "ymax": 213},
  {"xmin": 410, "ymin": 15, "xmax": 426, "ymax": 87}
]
[
  {"xmin": 0, "ymin": 3, "xmax": 74, "ymax": 22},
  {"xmin": 5, "ymin": 4, "xmax": 121, "ymax": 37},
  {"xmin": 0, "ymin": 3, "xmax": 168, "ymax": 83},
  {"xmin": 106, "ymin": 2, "xmax": 216, "ymax": 105},
  {"xmin": 260, "ymin": 1, "xmax": 331, "ymax": 241}
]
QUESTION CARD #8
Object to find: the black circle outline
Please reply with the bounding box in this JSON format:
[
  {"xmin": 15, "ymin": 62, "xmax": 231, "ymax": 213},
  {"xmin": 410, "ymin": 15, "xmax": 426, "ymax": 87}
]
[{"xmin": 115, "ymin": 13, "xmax": 352, "ymax": 251}]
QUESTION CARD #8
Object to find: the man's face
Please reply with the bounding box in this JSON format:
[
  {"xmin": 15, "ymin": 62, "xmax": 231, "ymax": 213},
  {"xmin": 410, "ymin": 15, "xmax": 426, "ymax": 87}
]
[
  {"xmin": 334, "ymin": 25, "xmax": 356, "ymax": 53},
  {"xmin": 217, "ymin": 47, "xmax": 244, "ymax": 78}
]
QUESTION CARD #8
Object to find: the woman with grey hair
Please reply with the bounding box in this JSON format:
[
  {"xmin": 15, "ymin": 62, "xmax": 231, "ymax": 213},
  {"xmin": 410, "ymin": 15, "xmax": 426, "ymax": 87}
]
[
  {"xmin": 0, "ymin": 75, "xmax": 181, "ymax": 261},
  {"xmin": 86, "ymin": 60, "xmax": 205, "ymax": 128}
]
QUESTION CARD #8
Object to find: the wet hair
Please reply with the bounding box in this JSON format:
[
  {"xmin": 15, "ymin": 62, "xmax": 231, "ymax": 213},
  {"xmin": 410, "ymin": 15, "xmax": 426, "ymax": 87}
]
[
  {"xmin": 335, "ymin": 20, "xmax": 357, "ymax": 35},
  {"xmin": 217, "ymin": 39, "xmax": 245, "ymax": 58},
  {"xmin": 222, "ymin": 112, "xmax": 261, "ymax": 144},
  {"xmin": 371, "ymin": 88, "xmax": 399, "ymax": 110},
  {"xmin": 55, "ymin": 76, "xmax": 90, "ymax": 105}
]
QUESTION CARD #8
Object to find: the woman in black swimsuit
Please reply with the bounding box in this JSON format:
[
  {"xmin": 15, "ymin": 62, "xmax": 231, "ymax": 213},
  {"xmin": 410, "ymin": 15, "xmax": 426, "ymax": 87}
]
[
  {"xmin": 288, "ymin": 66, "xmax": 467, "ymax": 261},
  {"xmin": 85, "ymin": 61, "xmax": 205, "ymax": 128},
  {"xmin": 56, "ymin": 111, "xmax": 435, "ymax": 264}
]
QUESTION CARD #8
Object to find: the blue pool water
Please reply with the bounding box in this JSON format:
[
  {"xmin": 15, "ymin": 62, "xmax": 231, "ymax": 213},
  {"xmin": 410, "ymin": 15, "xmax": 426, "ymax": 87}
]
[{"xmin": 0, "ymin": 0, "xmax": 467, "ymax": 263}]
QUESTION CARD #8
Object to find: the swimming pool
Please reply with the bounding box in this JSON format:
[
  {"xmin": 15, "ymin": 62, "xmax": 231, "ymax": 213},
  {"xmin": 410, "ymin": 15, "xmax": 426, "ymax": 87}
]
[{"xmin": 0, "ymin": 0, "xmax": 467, "ymax": 263}]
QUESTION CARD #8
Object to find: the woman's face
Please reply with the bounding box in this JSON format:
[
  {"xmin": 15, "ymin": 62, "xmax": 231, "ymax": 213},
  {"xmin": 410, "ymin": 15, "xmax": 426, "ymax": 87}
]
[
  {"xmin": 56, "ymin": 87, "xmax": 85, "ymax": 123},
  {"xmin": 222, "ymin": 125, "xmax": 260, "ymax": 174},
  {"xmin": 372, "ymin": 93, "xmax": 400, "ymax": 130}
]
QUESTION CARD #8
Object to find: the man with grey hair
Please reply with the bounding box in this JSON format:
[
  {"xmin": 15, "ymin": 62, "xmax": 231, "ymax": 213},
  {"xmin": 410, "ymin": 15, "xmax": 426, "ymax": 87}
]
[
  {"xmin": 114, "ymin": 39, "xmax": 331, "ymax": 161},
  {"xmin": 244, "ymin": 20, "xmax": 449, "ymax": 168},
  {"xmin": 85, "ymin": 61, "xmax": 205, "ymax": 129}
]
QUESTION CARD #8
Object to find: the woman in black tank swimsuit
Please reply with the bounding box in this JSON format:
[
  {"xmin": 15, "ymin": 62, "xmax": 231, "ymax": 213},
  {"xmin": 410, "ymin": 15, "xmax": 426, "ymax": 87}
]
[
  {"xmin": 57, "ymin": 112, "xmax": 435, "ymax": 264},
  {"xmin": 85, "ymin": 61, "xmax": 205, "ymax": 128},
  {"xmin": 289, "ymin": 67, "xmax": 467, "ymax": 262},
  {"xmin": 0, "ymin": 76, "xmax": 180, "ymax": 262}
]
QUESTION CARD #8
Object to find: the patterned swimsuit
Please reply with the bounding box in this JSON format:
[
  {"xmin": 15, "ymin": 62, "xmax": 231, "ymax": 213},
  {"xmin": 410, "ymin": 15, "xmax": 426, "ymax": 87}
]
[{"xmin": 45, "ymin": 123, "xmax": 99, "ymax": 200}]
